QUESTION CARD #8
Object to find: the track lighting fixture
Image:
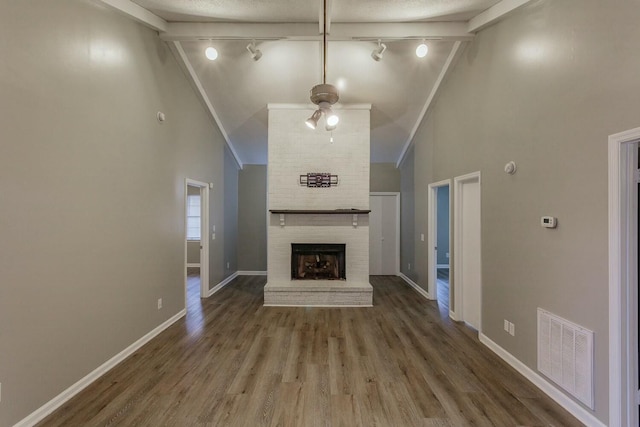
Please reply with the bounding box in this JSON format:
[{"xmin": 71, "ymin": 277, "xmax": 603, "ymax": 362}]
[
  {"xmin": 371, "ymin": 40, "xmax": 387, "ymax": 61},
  {"xmin": 415, "ymin": 42, "xmax": 429, "ymax": 58},
  {"xmin": 246, "ymin": 41, "xmax": 262, "ymax": 61}
]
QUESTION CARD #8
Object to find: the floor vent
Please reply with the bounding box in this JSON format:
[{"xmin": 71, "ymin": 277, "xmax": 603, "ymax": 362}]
[{"xmin": 537, "ymin": 308, "xmax": 594, "ymax": 409}]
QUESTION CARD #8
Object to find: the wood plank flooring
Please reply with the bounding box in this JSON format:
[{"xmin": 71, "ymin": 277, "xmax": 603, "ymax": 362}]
[{"xmin": 37, "ymin": 275, "xmax": 583, "ymax": 426}]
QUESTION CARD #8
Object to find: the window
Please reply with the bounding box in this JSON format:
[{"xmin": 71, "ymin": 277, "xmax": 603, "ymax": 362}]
[{"xmin": 186, "ymin": 194, "xmax": 201, "ymax": 241}]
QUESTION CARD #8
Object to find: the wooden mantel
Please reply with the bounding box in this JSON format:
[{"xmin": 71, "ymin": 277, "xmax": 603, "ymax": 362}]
[
  {"xmin": 269, "ymin": 209, "xmax": 371, "ymax": 214},
  {"xmin": 269, "ymin": 209, "xmax": 371, "ymax": 227}
]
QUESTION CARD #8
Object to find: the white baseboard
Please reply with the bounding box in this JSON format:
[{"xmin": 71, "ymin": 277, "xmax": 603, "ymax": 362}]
[
  {"xmin": 479, "ymin": 334, "xmax": 606, "ymax": 427},
  {"xmin": 399, "ymin": 273, "xmax": 433, "ymax": 300},
  {"xmin": 207, "ymin": 272, "xmax": 238, "ymax": 297},
  {"xmin": 15, "ymin": 309, "xmax": 186, "ymax": 427},
  {"xmin": 186, "ymin": 263, "xmax": 200, "ymax": 268},
  {"xmin": 237, "ymin": 270, "xmax": 267, "ymax": 276}
]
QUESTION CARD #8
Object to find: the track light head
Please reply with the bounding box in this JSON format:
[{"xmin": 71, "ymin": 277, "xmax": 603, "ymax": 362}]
[
  {"xmin": 371, "ymin": 40, "xmax": 387, "ymax": 61},
  {"xmin": 246, "ymin": 41, "xmax": 262, "ymax": 61}
]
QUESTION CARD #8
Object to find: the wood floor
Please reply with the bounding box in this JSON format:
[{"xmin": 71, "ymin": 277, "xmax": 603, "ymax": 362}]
[{"xmin": 37, "ymin": 275, "xmax": 583, "ymax": 426}]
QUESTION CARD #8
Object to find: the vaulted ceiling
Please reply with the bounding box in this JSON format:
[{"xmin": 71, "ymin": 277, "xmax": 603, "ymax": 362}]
[{"xmin": 101, "ymin": 0, "xmax": 532, "ymax": 167}]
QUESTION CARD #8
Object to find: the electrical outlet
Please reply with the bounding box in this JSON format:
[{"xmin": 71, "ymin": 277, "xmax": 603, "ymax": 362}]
[
  {"xmin": 226, "ymin": 262, "xmax": 230, "ymax": 269},
  {"xmin": 504, "ymin": 319, "xmax": 509, "ymax": 332},
  {"xmin": 420, "ymin": 233, "xmax": 425, "ymax": 241},
  {"xmin": 509, "ymin": 322, "xmax": 515, "ymax": 336},
  {"xmin": 446, "ymin": 252, "xmax": 449, "ymax": 258},
  {"xmin": 157, "ymin": 298, "xmax": 163, "ymax": 310},
  {"xmin": 408, "ymin": 263, "xmax": 411, "ymax": 270}
]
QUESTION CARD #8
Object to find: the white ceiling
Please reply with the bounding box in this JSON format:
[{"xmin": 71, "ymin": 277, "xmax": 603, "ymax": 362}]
[{"xmin": 105, "ymin": 0, "xmax": 528, "ymax": 166}]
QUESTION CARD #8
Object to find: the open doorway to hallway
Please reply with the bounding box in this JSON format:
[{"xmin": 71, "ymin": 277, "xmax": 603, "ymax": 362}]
[
  {"xmin": 428, "ymin": 180, "xmax": 451, "ymax": 316},
  {"xmin": 185, "ymin": 179, "xmax": 210, "ymax": 333}
]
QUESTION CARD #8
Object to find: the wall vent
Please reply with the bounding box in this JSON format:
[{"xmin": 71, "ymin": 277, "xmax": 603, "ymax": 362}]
[{"xmin": 537, "ymin": 308, "xmax": 594, "ymax": 409}]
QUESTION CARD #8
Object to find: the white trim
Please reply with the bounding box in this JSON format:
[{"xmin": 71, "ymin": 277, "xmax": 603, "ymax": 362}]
[
  {"xmin": 237, "ymin": 270, "xmax": 267, "ymax": 276},
  {"xmin": 14, "ymin": 309, "xmax": 186, "ymax": 427},
  {"xmin": 399, "ymin": 273, "xmax": 431, "ymax": 301},
  {"xmin": 427, "ymin": 179, "xmax": 452, "ymax": 301},
  {"xmin": 467, "ymin": 0, "xmax": 533, "ymax": 33},
  {"xmin": 186, "ymin": 263, "xmax": 201, "ymax": 268},
  {"xmin": 436, "ymin": 264, "xmax": 450, "ymax": 269},
  {"xmin": 267, "ymin": 103, "xmax": 372, "ymax": 110},
  {"xmin": 97, "ymin": 0, "xmax": 167, "ymax": 32},
  {"xmin": 173, "ymin": 42, "xmax": 243, "ymax": 170},
  {"xmin": 453, "ymin": 171, "xmax": 482, "ymax": 331},
  {"xmin": 609, "ymin": 126, "xmax": 640, "ymax": 427},
  {"xmin": 396, "ymin": 41, "xmax": 462, "ymax": 168},
  {"xmin": 207, "ymin": 272, "xmax": 239, "ymax": 297},
  {"xmin": 264, "ymin": 304, "xmax": 373, "ymax": 308},
  {"xmin": 370, "ymin": 192, "xmax": 401, "ymax": 276},
  {"xmin": 479, "ymin": 333, "xmax": 606, "ymax": 427}
]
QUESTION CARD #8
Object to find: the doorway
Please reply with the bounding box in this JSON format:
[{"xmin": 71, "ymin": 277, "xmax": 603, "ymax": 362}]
[
  {"xmin": 185, "ymin": 179, "xmax": 210, "ymax": 302},
  {"xmin": 453, "ymin": 172, "xmax": 481, "ymax": 331},
  {"xmin": 608, "ymin": 127, "xmax": 640, "ymax": 426},
  {"xmin": 427, "ymin": 180, "xmax": 451, "ymax": 315},
  {"xmin": 369, "ymin": 193, "xmax": 400, "ymax": 275}
]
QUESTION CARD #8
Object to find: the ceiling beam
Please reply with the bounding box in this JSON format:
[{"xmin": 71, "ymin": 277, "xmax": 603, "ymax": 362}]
[
  {"xmin": 467, "ymin": 0, "xmax": 533, "ymax": 33},
  {"xmin": 159, "ymin": 22, "xmax": 474, "ymax": 42},
  {"xmin": 97, "ymin": 0, "xmax": 167, "ymax": 32}
]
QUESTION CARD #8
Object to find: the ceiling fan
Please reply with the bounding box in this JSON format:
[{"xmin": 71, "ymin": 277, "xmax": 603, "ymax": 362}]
[{"xmin": 305, "ymin": 0, "xmax": 339, "ymax": 131}]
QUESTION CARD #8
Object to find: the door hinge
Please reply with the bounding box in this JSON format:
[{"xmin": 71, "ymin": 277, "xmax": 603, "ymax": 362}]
[
  {"xmin": 635, "ymin": 169, "xmax": 640, "ymax": 183},
  {"xmin": 636, "ymin": 389, "xmax": 640, "ymax": 405}
]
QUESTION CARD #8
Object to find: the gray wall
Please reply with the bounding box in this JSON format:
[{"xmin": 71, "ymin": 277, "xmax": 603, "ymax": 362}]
[
  {"xmin": 399, "ymin": 0, "xmax": 640, "ymax": 422},
  {"xmin": 187, "ymin": 241, "xmax": 201, "ymax": 264},
  {"xmin": 400, "ymin": 146, "xmax": 417, "ymax": 283},
  {"xmin": 238, "ymin": 165, "xmax": 268, "ymax": 271},
  {"xmin": 436, "ymin": 186, "xmax": 449, "ymax": 265},
  {"xmin": 0, "ymin": 1, "xmax": 236, "ymax": 425},
  {"xmin": 370, "ymin": 163, "xmax": 401, "ymax": 192},
  {"xmin": 224, "ymin": 146, "xmax": 239, "ymax": 275}
]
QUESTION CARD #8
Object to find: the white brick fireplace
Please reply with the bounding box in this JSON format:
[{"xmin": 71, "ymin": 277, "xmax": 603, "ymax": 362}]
[{"xmin": 264, "ymin": 105, "xmax": 373, "ymax": 306}]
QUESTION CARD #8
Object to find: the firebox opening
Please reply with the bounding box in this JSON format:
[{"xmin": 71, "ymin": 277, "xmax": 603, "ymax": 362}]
[{"xmin": 291, "ymin": 243, "xmax": 346, "ymax": 280}]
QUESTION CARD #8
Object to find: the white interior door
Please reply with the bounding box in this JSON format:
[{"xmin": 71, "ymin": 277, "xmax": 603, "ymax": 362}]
[
  {"xmin": 369, "ymin": 193, "xmax": 399, "ymax": 275},
  {"xmin": 454, "ymin": 173, "xmax": 481, "ymax": 330}
]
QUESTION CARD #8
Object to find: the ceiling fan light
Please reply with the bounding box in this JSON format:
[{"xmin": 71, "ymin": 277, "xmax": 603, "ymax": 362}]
[
  {"xmin": 305, "ymin": 109, "xmax": 322, "ymax": 129},
  {"xmin": 325, "ymin": 111, "xmax": 339, "ymax": 127},
  {"xmin": 205, "ymin": 46, "xmax": 218, "ymax": 61},
  {"xmin": 415, "ymin": 43, "xmax": 428, "ymax": 58}
]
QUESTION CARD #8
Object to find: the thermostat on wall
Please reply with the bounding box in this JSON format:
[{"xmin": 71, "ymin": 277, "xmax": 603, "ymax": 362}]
[{"xmin": 541, "ymin": 216, "xmax": 557, "ymax": 228}]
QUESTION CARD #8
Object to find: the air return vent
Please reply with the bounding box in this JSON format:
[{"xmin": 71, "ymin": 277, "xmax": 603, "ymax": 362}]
[{"xmin": 537, "ymin": 308, "xmax": 594, "ymax": 409}]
